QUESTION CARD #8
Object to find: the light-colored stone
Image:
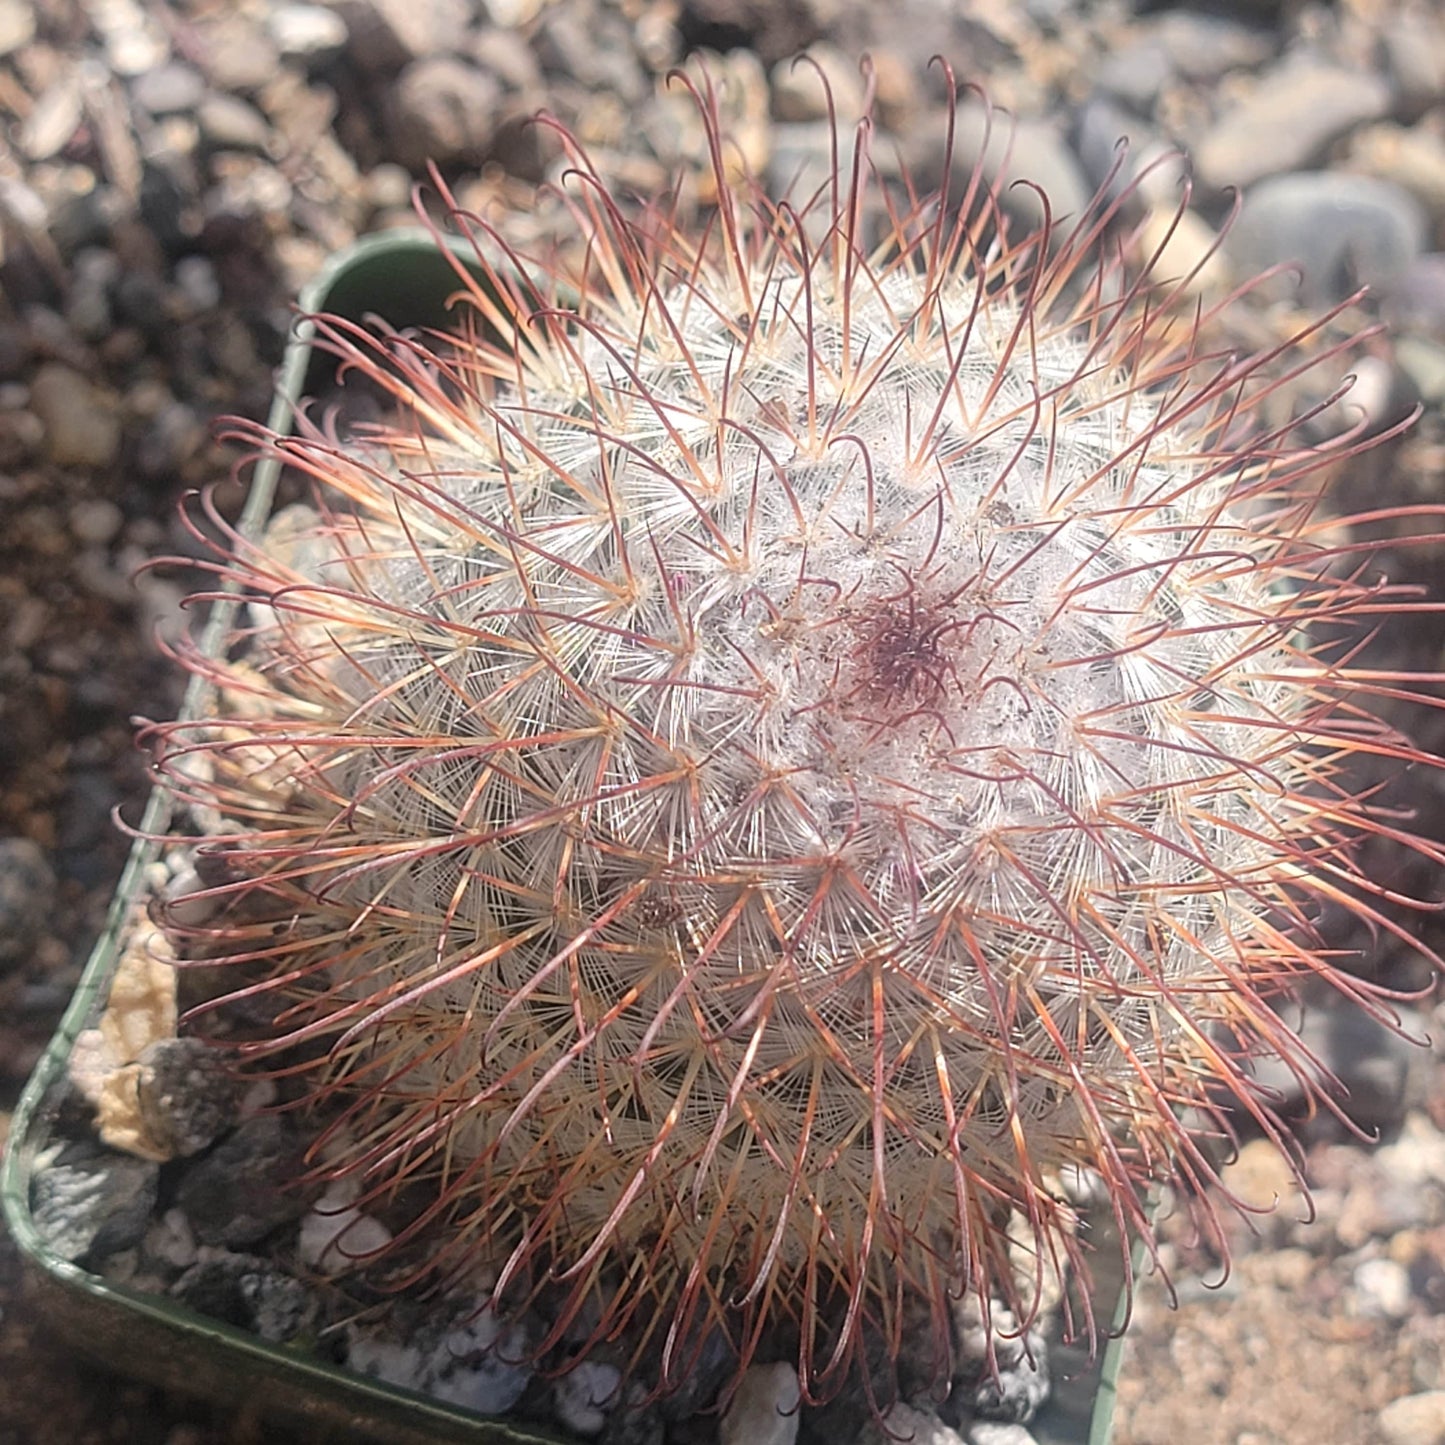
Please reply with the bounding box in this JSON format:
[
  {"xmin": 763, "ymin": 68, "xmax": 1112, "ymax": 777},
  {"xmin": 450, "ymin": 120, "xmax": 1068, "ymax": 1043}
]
[
  {"xmin": 968, "ymin": 1424, "xmax": 1039, "ymax": 1445},
  {"xmin": 1353, "ymin": 1257, "xmax": 1413, "ymax": 1320},
  {"xmin": 1379, "ymin": 1391, "xmax": 1445, "ymax": 1445},
  {"xmin": 720, "ymin": 1362, "xmax": 801, "ymax": 1445},
  {"xmin": 1195, "ymin": 64, "xmax": 1392, "ymax": 190},
  {"xmin": 858, "ymin": 1402, "xmax": 968, "ymax": 1444},
  {"xmin": 1218, "ymin": 1138, "xmax": 1304, "ymax": 1215},
  {"xmin": 1135, "ymin": 204, "xmax": 1229, "ymax": 297},
  {"xmin": 297, "ymin": 1180, "xmax": 395, "ymax": 1274},
  {"xmin": 770, "ymin": 43, "xmax": 864, "ymax": 124},
  {"xmin": 0, "ymin": 0, "xmax": 35, "ymax": 56},
  {"xmin": 30, "ymin": 363, "xmax": 122, "ymax": 468},
  {"xmin": 553, "ymin": 1361, "xmax": 622, "ymax": 1436}
]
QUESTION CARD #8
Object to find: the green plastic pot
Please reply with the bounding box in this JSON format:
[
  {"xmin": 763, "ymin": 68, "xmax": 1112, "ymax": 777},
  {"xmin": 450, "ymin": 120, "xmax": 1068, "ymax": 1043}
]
[{"xmin": 1, "ymin": 229, "xmax": 1129, "ymax": 1445}]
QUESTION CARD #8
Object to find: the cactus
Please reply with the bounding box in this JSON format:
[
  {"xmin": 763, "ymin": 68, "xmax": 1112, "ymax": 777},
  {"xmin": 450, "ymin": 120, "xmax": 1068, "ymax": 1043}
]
[{"xmin": 147, "ymin": 72, "xmax": 1441, "ymax": 1407}]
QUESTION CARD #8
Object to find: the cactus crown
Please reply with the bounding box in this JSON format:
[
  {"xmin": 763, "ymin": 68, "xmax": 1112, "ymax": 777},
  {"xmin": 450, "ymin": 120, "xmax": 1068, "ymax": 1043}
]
[{"xmin": 150, "ymin": 66, "xmax": 1440, "ymax": 1405}]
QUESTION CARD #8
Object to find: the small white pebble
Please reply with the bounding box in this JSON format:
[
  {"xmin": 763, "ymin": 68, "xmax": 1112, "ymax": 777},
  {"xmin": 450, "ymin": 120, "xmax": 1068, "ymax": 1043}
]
[
  {"xmin": 70, "ymin": 497, "xmax": 123, "ymax": 546},
  {"xmin": 1354, "ymin": 1257, "xmax": 1413, "ymax": 1320},
  {"xmin": 348, "ymin": 1334, "xmax": 428, "ymax": 1390},
  {"xmin": 968, "ymin": 1423, "xmax": 1040, "ymax": 1445},
  {"xmin": 144, "ymin": 1207, "xmax": 197, "ymax": 1270},
  {"xmin": 554, "ymin": 1360, "xmax": 622, "ymax": 1436},
  {"xmin": 297, "ymin": 1182, "xmax": 392, "ymax": 1274},
  {"xmin": 720, "ymin": 1362, "xmax": 801, "ymax": 1445},
  {"xmin": 1379, "ymin": 1391, "xmax": 1445, "ymax": 1445},
  {"xmin": 858, "ymin": 1402, "xmax": 967, "ymax": 1444}
]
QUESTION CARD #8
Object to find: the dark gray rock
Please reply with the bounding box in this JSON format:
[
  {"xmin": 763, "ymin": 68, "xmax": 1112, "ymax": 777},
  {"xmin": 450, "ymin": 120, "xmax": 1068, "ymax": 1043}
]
[
  {"xmin": 30, "ymin": 1145, "xmax": 159, "ymax": 1263},
  {"xmin": 332, "ymin": 0, "xmax": 472, "ymax": 74},
  {"xmin": 1225, "ymin": 172, "xmax": 1427, "ymax": 307},
  {"xmin": 534, "ymin": 8, "xmax": 646, "ymax": 102},
  {"xmin": 171, "ymin": 1251, "xmax": 316, "ymax": 1342},
  {"xmin": 1073, "ymin": 96, "xmax": 1186, "ymax": 210},
  {"xmin": 175, "ymin": 1114, "xmax": 311, "ymax": 1247},
  {"xmin": 677, "ymin": 0, "xmax": 822, "ymax": 67},
  {"xmin": 0, "ymin": 836, "xmax": 56, "ymax": 970},
  {"xmin": 135, "ymin": 1037, "xmax": 242, "ymax": 1158},
  {"xmin": 1242, "ymin": 1000, "xmax": 1433, "ymax": 1137},
  {"xmin": 389, "ymin": 57, "xmax": 501, "ymax": 167},
  {"xmin": 910, "ymin": 104, "xmax": 1091, "ymax": 243}
]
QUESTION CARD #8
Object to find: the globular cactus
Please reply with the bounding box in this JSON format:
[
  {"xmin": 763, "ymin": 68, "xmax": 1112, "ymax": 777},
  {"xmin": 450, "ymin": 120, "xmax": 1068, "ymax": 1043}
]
[{"xmin": 147, "ymin": 70, "xmax": 1441, "ymax": 1406}]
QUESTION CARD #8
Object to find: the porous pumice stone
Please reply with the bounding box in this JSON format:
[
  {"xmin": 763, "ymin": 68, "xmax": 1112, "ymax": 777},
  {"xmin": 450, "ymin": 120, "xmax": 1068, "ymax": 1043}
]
[{"xmin": 148, "ymin": 80, "xmax": 1440, "ymax": 1412}]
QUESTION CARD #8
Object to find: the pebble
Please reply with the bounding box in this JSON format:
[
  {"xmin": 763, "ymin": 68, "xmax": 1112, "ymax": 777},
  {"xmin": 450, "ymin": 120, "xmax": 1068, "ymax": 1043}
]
[
  {"xmin": 1219, "ymin": 1137, "xmax": 1306, "ymax": 1215},
  {"xmin": 132, "ymin": 63, "xmax": 207, "ymax": 117},
  {"xmin": 347, "ymin": 1302, "xmax": 532, "ymax": 1416},
  {"xmin": 1382, "ymin": 11, "xmax": 1445, "ymax": 116},
  {"xmin": 1091, "ymin": 39, "xmax": 1171, "ymax": 112},
  {"xmin": 1349, "ymin": 123, "xmax": 1445, "ymax": 221},
  {"xmin": 19, "ymin": 74, "xmax": 84, "ymax": 162},
  {"xmin": 720, "ymin": 1362, "xmax": 801, "ymax": 1445},
  {"xmin": 675, "ymin": 0, "xmax": 821, "ymax": 67},
  {"xmin": 1379, "ymin": 1391, "xmax": 1445, "ymax": 1445},
  {"xmin": 915, "ymin": 103, "xmax": 1091, "ymax": 242},
  {"xmin": 553, "ymin": 1360, "xmax": 622, "ymax": 1435},
  {"xmin": 142, "ymin": 1208, "xmax": 199, "ymax": 1272},
  {"xmin": 1194, "ymin": 63, "xmax": 1393, "ymax": 191},
  {"xmin": 267, "ymin": 4, "xmax": 350, "ymax": 64},
  {"xmin": 175, "ymin": 1114, "xmax": 310, "ymax": 1247},
  {"xmin": 296, "ymin": 1179, "xmax": 395, "ymax": 1274},
  {"xmin": 0, "ymin": 836, "xmax": 56, "ymax": 970},
  {"xmin": 171, "ymin": 1252, "xmax": 315, "ymax": 1342},
  {"xmin": 68, "ymin": 497, "xmax": 123, "ymax": 546},
  {"xmin": 135, "ymin": 1037, "xmax": 241, "ymax": 1159},
  {"xmin": 389, "ymin": 57, "xmax": 502, "ymax": 166},
  {"xmin": 534, "ymin": 7, "xmax": 645, "ymax": 101},
  {"xmin": 30, "ymin": 1145, "xmax": 159, "ymax": 1263},
  {"xmin": 194, "ymin": 14, "xmax": 280, "ymax": 93},
  {"xmin": 1148, "ymin": 9, "xmax": 1276, "ymax": 83},
  {"xmin": 196, "ymin": 93, "xmax": 273, "ymax": 154},
  {"xmin": 88, "ymin": 0, "xmax": 169, "ymax": 76},
  {"xmin": 1267, "ymin": 1000, "xmax": 1429, "ymax": 1133},
  {"xmin": 770, "ymin": 44, "xmax": 864, "ymax": 123},
  {"xmin": 1073, "ymin": 95, "xmax": 1186, "ymax": 209},
  {"xmin": 0, "ymin": 0, "xmax": 35, "ymax": 57},
  {"xmin": 1388, "ymin": 254, "xmax": 1445, "ymax": 342},
  {"xmin": 334, "ymin": 0, "xmax": 472, "ymax": 73},
  {"xmin": 29, "ymin": 363, "xmax": 122, "ymax": 469},
  {"xmin": 1135, "ymin": 204, "xmax": 1229, "ymax": 296},
  {"xmin": 67, "ymin": 247, "xmax": 123, "ymax": 332},
  {"xmin": 173, "ymin": 254, "xmax": 223, "ymax": 314},
  {"xmin": 1225, "ymin": 172, "xmax": 1427, "ymax": 308},
  {"xmin": 953, "ymin": 1299, "xmax": 1049, "ymax": 1424},
  {"xmin": 967, "ymin": 1426, "xmax": 1039, "ymax": 1445},
  {"xmin": 1354, "ymin": 1257, "xmax": 1414, "ymax": 1321},
  {"xmin": 857, "ymin": 1403, "xmax": 967, "ymax": 1444}
]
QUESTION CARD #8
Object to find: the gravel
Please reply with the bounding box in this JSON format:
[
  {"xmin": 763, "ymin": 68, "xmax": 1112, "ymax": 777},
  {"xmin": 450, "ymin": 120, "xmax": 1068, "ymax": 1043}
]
[{"xmin": 2, "ymin": 0, "xmax": 1444, "ymax": 1443}]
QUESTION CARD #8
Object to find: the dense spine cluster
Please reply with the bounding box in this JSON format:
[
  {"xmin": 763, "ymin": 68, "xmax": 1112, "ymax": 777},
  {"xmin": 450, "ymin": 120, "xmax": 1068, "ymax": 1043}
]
[{"xmin": 147, "ymin": 71, "xmax": 1441, "ymax": 1404}]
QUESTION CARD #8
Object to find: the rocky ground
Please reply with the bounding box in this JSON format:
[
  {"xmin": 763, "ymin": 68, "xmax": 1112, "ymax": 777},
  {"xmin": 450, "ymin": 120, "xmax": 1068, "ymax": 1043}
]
[{"xmin": 3, "ymin": 0, "xmax": 1445, "ymax": 1442}]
